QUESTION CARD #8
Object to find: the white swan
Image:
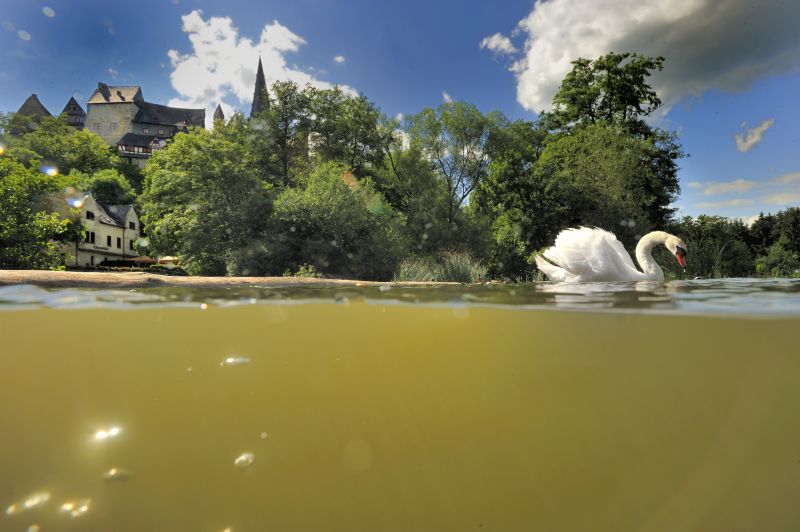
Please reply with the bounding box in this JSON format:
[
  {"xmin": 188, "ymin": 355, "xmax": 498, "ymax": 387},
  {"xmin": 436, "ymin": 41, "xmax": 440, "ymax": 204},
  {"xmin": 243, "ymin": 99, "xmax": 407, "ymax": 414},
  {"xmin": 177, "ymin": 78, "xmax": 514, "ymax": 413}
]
[{"xmin": 534, "ymin": 227, "xmax": 687, "ymax": 282}]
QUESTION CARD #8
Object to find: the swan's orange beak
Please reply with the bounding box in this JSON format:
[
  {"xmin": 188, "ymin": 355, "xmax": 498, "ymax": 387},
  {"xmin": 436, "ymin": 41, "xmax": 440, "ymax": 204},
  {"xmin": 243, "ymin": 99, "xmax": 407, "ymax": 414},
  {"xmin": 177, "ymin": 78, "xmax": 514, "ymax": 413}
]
[{"xmin": 675, "ymin": 248, "xmax": 687, "ymax": 270}]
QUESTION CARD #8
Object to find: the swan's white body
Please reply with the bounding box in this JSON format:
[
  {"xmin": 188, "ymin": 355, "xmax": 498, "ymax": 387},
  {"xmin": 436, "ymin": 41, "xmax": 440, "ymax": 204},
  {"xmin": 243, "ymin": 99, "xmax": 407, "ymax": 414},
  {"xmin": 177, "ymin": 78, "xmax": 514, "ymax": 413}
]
[{"xmin": 535, "ymin": 228, "xmax": 684, "ymax": 283}]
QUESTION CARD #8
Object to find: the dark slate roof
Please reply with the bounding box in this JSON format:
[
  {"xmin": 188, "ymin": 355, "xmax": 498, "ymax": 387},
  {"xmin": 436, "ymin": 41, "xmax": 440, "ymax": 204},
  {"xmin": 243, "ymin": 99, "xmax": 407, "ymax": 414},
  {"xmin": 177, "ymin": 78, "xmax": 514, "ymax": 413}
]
[
  {"xmin": 17, "ymin": 94, "xmax": 52, "ymax": 118},
  {"xmin": 133, "ymin": 101, "xmax": 205, "ymax": 128},
  {"xmin": 87, "ymin": 83, "xmax": 143, "ymax": 104},
  {"xmin": 117, "ymin": 132, "xmax": 157, "ymax": 147},
  {"xmin": 104, "ymin": 204, "xmax": 135, "ymax": 226},
  {"xmin": 61, "ymin": 97, "xmax": 86, "ymax": 117},
  {"xmin": 214, "ymin": 103, "xmax": 225, "ymax": 121},
  {"xmin": 95, "ymin": 203, "xmax": 122, "ymax": 227},
  {"xmin": 250, "ymin": 57, "xmax": 269, "ymax": 118}
]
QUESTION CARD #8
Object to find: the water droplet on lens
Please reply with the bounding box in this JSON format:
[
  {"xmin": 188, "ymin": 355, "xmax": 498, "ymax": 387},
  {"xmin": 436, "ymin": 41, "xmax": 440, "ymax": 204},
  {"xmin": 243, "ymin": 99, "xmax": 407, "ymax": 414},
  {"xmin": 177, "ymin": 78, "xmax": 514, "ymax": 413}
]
[
  {"xmin": 260, "ymin": 432, "xmax": 268, "ymax": 439},
  {"xmin": 234, "ymin": 452, "xmax": 255, "ymax": 469},
  {"xmin": 220, "ymin": 356, "xmax": 251, "ymax": 367},
  {"xmin": 200, "ymin": 303, "xmax": 208, "ymax": 310}
]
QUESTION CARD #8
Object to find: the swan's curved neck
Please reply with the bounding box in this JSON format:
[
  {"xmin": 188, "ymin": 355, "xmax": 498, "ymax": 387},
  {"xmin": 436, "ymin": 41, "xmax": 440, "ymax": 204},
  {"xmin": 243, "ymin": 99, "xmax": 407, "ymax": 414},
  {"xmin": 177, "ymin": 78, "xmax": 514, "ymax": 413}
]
[{"xmin": 635, "ymin": 231, "xmax": 668, "ymax": 280}]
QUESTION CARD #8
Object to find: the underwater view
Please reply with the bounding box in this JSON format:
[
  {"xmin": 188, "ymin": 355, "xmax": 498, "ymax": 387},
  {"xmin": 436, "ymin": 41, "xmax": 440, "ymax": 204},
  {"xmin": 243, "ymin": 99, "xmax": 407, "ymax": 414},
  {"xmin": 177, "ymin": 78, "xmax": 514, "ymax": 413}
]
[{"xmin": 2, "ymin": 279, "xmax": 800, "ymax": 531}]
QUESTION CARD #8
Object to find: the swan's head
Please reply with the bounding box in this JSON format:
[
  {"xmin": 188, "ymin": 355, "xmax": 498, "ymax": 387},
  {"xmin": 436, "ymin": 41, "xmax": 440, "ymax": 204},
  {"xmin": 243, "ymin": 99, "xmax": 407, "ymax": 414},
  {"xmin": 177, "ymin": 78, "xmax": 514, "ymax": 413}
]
[{"xmin": 664, "ymin": 235, "xmax": 688, "ymax": 270}]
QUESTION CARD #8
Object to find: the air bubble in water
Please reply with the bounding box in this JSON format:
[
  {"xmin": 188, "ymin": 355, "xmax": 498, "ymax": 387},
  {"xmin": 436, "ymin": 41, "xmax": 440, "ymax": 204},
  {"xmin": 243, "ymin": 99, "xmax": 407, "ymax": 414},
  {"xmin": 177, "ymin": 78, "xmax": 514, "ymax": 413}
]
[
  {"xmin": 59, "ymin": 498, "xmax": 91, "ymax": 518},
  {"xmin": 103, "ymin": 467, "xmax": 131, "ymax": 481},
  {"xmin": 5, "ymin": 491, "xmax": 50, "ymax": 515},
  {"xmin": 234, "ymin": 452, "xmax": 255, "ymax": 469},
  {"xmin": 221, "ymin": 356, "xmax": 251, "ymax": 367}
]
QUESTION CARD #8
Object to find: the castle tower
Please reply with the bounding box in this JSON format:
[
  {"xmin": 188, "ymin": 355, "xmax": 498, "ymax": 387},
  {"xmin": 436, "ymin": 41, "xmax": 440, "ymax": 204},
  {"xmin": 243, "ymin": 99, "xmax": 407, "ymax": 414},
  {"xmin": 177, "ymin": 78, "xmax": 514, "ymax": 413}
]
[{"xmin": 250, "ymin": 57, "xmax": 269, "ymax": 119}]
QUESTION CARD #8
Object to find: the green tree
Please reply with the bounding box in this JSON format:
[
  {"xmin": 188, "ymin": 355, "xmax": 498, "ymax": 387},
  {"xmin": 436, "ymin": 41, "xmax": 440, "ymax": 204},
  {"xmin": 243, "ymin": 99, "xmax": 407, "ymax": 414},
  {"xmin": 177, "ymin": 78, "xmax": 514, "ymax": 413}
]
[
  {"xmin": 0, "ymin": 158, "xmax": 79, "ymax": 269},
  {"xmin": 540, "ymin": 52, "xmax": 665, "ymax": 135},
  {"xmin": 140, "ymin": 125, "xmax": 272, "ymax": 275},
  {"xmin": 659, "ymin": 216, "xmax": 753, "ymax": 278},
  {"xmin": 266, "ymin": 162, "xmax": 407, "ymax": 280},
  {"xmin": 69, "ymin": 168, "xmax": 137, "ymax": 205},
  {"xmin": 406, "ymin": 102, "xmax": 504, "ymax": 224},
  {"xmin": 755, "ymin": 235, "xmax": 800, "ymax": 277},
  {"xmin": 11, "ymin": 117, "xmax": 117, "ymax": 174}
]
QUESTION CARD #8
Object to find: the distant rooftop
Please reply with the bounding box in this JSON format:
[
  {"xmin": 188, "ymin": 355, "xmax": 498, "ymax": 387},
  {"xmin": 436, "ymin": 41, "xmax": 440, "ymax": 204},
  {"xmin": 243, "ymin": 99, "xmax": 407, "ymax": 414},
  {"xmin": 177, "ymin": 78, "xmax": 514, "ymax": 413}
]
[
  {"xmin": 87, "ymin": 83, "xmax": 143, "ymax": 104},
  {"xmin": 16, "ymin": 94, "xmax": 52, "ymax": 118}
]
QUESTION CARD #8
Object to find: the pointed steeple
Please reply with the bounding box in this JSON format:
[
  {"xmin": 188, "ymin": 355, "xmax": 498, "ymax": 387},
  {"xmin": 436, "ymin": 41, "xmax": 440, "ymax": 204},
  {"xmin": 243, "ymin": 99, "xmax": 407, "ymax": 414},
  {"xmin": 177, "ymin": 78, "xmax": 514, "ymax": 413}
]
[
  {"xmin": 250, "ymin": 57, "xmax": 269, "ymax": 119},
  {"xmin": 213, "ymin": 103, "xmax": 225, "ymax": 122}
]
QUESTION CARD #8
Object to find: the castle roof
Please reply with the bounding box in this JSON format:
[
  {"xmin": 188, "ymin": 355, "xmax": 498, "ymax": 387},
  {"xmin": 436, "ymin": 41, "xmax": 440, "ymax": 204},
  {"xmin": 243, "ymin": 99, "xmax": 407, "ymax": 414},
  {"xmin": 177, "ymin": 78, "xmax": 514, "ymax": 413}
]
[
  {"xmin": 117, "ymin": 132, "xmax": 158, "ymax": 147},
  {"xmin": 133, "ymin": 101, "xmax": 205, "ymax": 128},
  {"xmin": 87, "ymin": 83, "xmax": 143, "ymax": 104},
  {"xmin": 250, "ymin": 57, "xmax": 269, "ymax": 118},
  {"xmin": 16, "ymin": 94, "xmax": 52, "ymax": 118},
  {"xmin": 61, "ymin": 97, "xmax": 85, "ymax": 117}
]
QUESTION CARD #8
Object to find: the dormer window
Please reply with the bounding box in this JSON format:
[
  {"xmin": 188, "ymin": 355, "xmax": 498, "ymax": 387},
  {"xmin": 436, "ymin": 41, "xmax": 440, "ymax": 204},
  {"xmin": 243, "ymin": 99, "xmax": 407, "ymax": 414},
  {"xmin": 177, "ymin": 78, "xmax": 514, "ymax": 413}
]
[
  {"xmin": 86, "ymin": 211, "xmax": 95, "ymax": 220},
  {"xmin": 129, "ymin": 222, "xmax": 136, "ymax": 230},
  {"xmin": 158, "ymin": 129, "xmax": 164, "ymax": 135},
  {"xmin": 142, "ymin": 127, "xmax": 149, "ymax": 134}
]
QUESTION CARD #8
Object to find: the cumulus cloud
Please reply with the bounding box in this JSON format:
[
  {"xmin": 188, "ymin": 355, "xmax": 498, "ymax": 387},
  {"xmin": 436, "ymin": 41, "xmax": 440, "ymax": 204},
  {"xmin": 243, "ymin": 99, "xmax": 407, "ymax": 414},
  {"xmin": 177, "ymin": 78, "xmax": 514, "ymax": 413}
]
[
  {"xmin": 735, "ymin": 119, "xmax": 775, "ymax": 152},
  {"xmin": 442, "ymin": 90, "xmax": 453, "ymax": 103},
  {"xmin": 502, "ymin": 0, "xmax": 800, "ymax": 113},
  {"xmin": 167, "ymin": 10, "xmax": 355, "ymax": 127},
  {"xmin": 770, "ymin": 171, "xmax": 800, "ymax": 185},
  {"xmin": 333, "ymin": 55, "xmax": 346, "ymax": 64},
  {"xmin": 107, "ymin": 68, "xmax": 118, "ymax": 79},
  {"xmin": 479, "ymin": 33, "xmax": 517, "ymax": 55},
  {"xmin": 762, "ymin": 192, "xmax": 800, "ymax": 205},
  {"xmin": 695, "ymin": 198, "xmax": 754, "ymax": 209},
  {"xmin": 702, "ymin": 178, "xmax": 758, "ymax": 195}
]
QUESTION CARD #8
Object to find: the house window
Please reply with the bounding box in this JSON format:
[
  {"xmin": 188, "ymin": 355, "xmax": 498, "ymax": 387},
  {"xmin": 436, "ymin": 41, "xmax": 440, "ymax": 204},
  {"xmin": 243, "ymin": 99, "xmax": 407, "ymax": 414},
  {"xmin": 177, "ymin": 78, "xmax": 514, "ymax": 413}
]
[
  {"xmin": 129, "ymin": 222, "xmax": 136, "ymax": 230},
  {"xmin": 86, "ymin": 211, "xmax": 95, "ymax": 220},
  {"xmin": 129, "ymin": 240, "xmax": 134, "ymax": 250},
  {"xmin": 90, "ymin": 256, "xmax": 95, "ymax": 266},
  {"xmin": 109, "ymin": 122, "xmax": 117, "ymax": 131},
  {"xmin": 142, "ymin": 127, "xmax": 149, "ymax": 134},
  {"xmin": 158, "ymin": 129, "xmax": 164, "ymax": 135},
  {"xmin": 107, "ymin": 235, "xmax": 112, "ymax": 247},
  {"xmin": 117, "ymin": 237, "xmax": 121, "ymax": 248},
  {"xmin": 85, "ymin": 231, "xmax": 96, "ymax": 244}
]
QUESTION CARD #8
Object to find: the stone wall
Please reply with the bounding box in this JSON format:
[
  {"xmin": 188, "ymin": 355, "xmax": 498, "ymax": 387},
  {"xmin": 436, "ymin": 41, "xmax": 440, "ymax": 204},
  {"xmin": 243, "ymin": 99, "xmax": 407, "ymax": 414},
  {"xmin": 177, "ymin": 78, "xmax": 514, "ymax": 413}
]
[{"xmin": 85, "ymin": 102, "xmax": 138, "ymax": 145}]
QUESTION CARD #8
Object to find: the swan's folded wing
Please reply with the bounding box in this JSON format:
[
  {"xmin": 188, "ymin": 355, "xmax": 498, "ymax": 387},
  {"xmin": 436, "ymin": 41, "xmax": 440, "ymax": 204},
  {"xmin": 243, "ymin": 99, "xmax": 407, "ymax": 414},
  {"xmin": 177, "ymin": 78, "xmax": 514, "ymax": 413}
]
[{"xmin": 544, "ymin": 227, "xmax": 641, "ymax": 281}]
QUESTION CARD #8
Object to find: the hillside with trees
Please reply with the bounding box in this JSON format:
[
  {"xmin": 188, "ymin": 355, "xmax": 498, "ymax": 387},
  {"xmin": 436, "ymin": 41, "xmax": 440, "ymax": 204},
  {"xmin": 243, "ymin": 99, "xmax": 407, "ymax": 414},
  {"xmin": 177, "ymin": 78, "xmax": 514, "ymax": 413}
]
[{"xmin": 1, "ymin": 53, "xmax": 798, "ymax": 280}]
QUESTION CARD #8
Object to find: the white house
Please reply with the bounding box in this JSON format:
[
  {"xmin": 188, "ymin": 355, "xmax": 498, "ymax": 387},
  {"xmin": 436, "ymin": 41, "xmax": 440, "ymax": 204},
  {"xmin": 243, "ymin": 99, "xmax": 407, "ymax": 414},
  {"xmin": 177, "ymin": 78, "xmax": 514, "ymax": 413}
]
[{"xmin": 61, "ymin": 193, "xmax": 142, "ymax": 267}]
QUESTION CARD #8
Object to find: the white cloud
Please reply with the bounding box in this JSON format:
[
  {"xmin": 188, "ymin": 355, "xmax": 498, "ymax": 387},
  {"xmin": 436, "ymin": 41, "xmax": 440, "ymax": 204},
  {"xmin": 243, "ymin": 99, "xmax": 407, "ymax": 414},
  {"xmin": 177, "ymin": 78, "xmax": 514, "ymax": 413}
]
[
  {"xmin": 505, "ymin": 0, "xmax": 800, "ymax": 113},
  {"xmin": 686, "ymin": 181, "xmax": 704, "ymax": 190},
  {"xmin": 442, "ymin": 90, "xmax": 452, "ymax": 103},
  {"xmin": 107, "ymin": 68, "xmax": 118, "ymax": 79},
  {"xmin": 702, "ymin": 178, "xmax": 758, "ymax": 196},
  {"xmin": 742, "ymin": 214, "xmax": 760, "ymax": 227},
  {"xmin": 762, "ymin": 192, "xmax": 800, "ymax": 205},
  {"xmin": 395, "ymin": 112, "xmax": 404, "ymax": 122},
  {"xmin": 696, "ymin": 198, "xmax": 755, "ymax": 209},
  {"xmin": 333, "ymin": 55, "xmax": 346, "ymax": 64},
  {"xmin": 167, "ymin": 10, "xmax": 355, "ymax": 127},
  {"xmin": 479, "ymin": 33, "xmax": 517, "ymax": 55},
  {"xmin": 770, "ymin": 171, "xmax": 800, "ymax": 185},
  {"xmin": 735, "ymin": 118, "xmax": 775, "ymax": 152}
]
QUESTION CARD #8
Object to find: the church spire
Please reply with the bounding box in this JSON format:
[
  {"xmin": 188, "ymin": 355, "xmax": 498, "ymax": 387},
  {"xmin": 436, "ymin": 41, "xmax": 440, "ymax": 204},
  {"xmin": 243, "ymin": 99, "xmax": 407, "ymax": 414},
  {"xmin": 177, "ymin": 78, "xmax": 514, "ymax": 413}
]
[
  {"xmin": 213, "ymin": 103, "xmax": 225, "ymax": 122},
  {"xmin": 250, "ymin": 57, "xmax": 268, "ymax": 119}
]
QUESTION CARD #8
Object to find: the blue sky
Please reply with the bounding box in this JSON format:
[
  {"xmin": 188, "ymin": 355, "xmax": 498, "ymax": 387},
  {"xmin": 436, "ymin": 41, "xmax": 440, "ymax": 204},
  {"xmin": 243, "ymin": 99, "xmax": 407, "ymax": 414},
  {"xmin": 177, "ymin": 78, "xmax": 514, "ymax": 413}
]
[{"xmin": 2, "ymin": 0, "xmax": 799, "ymax": 222}]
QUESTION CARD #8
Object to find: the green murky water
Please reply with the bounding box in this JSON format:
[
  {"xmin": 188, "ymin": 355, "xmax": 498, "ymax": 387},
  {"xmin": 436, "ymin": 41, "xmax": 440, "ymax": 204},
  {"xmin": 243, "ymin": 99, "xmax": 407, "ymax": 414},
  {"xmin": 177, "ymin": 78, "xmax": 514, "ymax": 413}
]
[{"xmin": 1, "ymin": 279, "xmax": 799, "ymax": 531}]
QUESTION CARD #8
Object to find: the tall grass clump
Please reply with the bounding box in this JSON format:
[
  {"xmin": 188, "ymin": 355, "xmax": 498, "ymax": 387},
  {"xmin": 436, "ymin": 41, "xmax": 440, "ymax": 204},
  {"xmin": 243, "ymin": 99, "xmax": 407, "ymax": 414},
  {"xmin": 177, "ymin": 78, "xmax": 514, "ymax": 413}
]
[{"xmin": 394, "ymin": 251, "xmax": 487, "ymax": 283}]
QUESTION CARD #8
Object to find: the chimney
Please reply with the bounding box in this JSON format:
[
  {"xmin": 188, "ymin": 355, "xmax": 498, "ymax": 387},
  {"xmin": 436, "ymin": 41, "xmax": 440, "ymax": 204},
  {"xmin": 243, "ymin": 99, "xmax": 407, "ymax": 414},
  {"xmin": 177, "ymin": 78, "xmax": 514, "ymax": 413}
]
[{"xmin": 97, "ymin": 82, "xmax": 111, "ymax": 102}]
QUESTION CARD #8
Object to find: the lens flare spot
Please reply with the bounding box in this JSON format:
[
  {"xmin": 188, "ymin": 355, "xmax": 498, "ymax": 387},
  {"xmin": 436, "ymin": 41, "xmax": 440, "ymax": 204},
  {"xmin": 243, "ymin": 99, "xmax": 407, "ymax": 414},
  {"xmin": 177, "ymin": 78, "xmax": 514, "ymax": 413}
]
[
  {"xmin": 103, "ymin": 467, "xmax": 131, "ymax": 481},
  {"xmin": 17, "ymin": 30, "xmax": 31, "ymax": 41},
  {"xmin": 0, "ymin": 143, "xmax": 6, "ymax": 155},
  {"xmin": 42, "ymin": 7, "xmax": 56, "ymax": 17},
  {"xmin": 136, "ymin": 237, "xmax": 150, "ymax": 248},
  {"xmin": 40, "ymin": 165, "xmax": 59, "ymax": 176}
]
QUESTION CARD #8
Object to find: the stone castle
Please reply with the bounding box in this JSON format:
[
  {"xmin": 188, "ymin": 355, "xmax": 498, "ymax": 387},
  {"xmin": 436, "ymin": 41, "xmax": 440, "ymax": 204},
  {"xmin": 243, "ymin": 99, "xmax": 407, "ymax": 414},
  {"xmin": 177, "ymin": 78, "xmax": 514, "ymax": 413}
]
[{"xmin": 13, "ymin": 58, "xmax": 269, "ymax": 169}]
